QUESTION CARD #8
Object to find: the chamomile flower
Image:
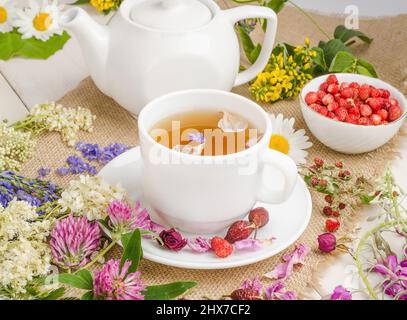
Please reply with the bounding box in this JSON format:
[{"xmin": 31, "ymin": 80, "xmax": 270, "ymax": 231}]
[
  {"xmin": 0, "ymin": 0, "xmax": 15, "ymax": 33},
  {"xmin": 13, "ymin": 0, "xmax": 63, "ymax": 41},
  {"xmin": 268, "ymin": 113, "xmax": 312, "ymax": 165}
]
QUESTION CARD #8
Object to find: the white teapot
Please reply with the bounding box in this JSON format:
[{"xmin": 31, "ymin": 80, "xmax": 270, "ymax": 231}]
[{"xmin": 61, "ymin": 0, "xmax": 277, "ymax": 114}]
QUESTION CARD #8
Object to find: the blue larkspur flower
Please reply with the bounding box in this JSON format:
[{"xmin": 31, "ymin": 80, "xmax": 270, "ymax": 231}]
[
  {"xmin": 99, "ymin": 143, "xmax": 129, "ymax": 164},
  {"xmin": 37, "ymin": 167, "xmax": 51, "ymax": 178},
  {"xmin": 76, "ymin": 141, "xmax": 102, "ymax": 162}
]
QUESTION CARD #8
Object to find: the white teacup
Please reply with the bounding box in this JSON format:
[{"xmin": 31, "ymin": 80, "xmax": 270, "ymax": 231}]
[{"xmin": 138, "ymin": 90, "xmax": 297, "ymax": 234}]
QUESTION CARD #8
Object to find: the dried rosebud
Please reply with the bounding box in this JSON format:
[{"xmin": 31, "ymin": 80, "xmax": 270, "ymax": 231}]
[
  {"xmin": 335, "ymin": 161, "xmax": 343, "ymax": 168},
  {"xmin": 319, "ymin": 179, "xmax": 328, "ymax": 187},
  {"xmin": 158, "ymin": 228, "xmax": 187, "ymax": 251},
  {"xmin": 338, "ymin": 203, "xmax": 346, "ymax": 210},
  {"xmin": 231, "ymin": 289, "xmax": 261, "ymax": 300},
  {"xmin": 318, "ymin": 233, "xmax": 337, "ymax": 253},
  {"xmin": 324, "ymin": 195, "xmax": 333, "ymax": 204},
  {"xmin": 323, "ymin": 206, "xmax": 333, "ymax": 216},
  {"xmin": 314, "ymin": 157, "xmax": 324, "ymax": 167},
  {"xmin": 310, "ymin": 176, "xmax": 319, "ymax": 186}
]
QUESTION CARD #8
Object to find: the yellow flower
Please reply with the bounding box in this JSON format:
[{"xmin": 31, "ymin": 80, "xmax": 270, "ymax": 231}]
[{"xmin": 90, "ymin": 0, "xmax": 121, "ymax": 13}]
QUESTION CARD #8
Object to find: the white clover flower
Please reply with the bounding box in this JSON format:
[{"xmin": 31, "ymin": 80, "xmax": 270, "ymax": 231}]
[{"xmin": 58, "ymin": 175, "xmax": 126, "ymax": 220}]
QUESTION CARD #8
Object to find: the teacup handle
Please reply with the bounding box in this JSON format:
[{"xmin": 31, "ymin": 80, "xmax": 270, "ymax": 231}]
[
  {"xmin": 257, "ymin": 149, "xmax": 297, "ymax": 204},
  {"xmin": 223, "ymin": 5, "xmax": 278, "ymax": 87}
]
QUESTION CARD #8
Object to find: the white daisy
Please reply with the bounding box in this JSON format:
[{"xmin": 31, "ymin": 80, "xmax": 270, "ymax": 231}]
[
  {"xmin": 13, "ymin": 0, "xmax": 63, "ymax": 41},
  {"xmin": 268, "ymin": 113, "xmax": 312, "ymax": 165},
  {"xmin": 0, "ymin": 0, "xmax": 16, "ymax": 33}
]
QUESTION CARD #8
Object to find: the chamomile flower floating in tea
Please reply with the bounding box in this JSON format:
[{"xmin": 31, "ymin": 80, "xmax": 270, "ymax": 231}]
[
  {"xmin": 268, "ymin": 113, "xmax": 312, "ymax": 165},
  {"xmin": 218, "ymin": 111, "xmax": 249, "ymax": 133},
  {"xmin": 0, "ymin": 0, "xmax": 15, "ymax": 33},
  {"xmin": 14, "ymin": 0, "xmax": 63, "ymax": 41}
]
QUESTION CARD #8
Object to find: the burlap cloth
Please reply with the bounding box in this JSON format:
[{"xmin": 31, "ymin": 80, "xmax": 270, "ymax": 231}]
[{"xmin": 20, "ymin": 2, "xmax": 407, "ymax": 299}]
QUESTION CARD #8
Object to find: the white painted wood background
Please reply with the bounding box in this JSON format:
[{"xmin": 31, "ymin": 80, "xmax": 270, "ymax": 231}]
[{"xmin": 1, "ymin": 0, "xmax": 406, "ymax": 299}]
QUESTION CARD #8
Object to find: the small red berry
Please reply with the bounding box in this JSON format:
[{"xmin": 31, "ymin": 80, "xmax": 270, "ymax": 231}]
[
  {"xmin": 332, "ymin": 210, "xmax": 340, "ymax": 217},
  {"xmin": 305, "ymin": 92, "xmax": 318, "ymax": 105},
  {"xmin": 381, "ymin": 89, "xmax": 391, "ymax": 99},
  {"xmin": 338, "ymin": 98, "xmax": 348, "ymax": 109},
  {"xmin": 348, "ymin": 107, "xmax": 360, "ymax": 116},
  {"xmin": 323, "ymin": 206, "xmax": 333, "ymax": 216},
  {"xmin": 326, "ymin": 74, "xmax": 339, "ymax": 85},
  {"xmin": 318, "ymin": 107, "xmax": 329, "ymax": 116},
  {"xmin": 225, "ymin": 221, "xmax": 254, "ymax": 244},
  {"xmin": 346, "ymin": 114, "xmax": 359, "ymax": 124},
  {"xmin": 381, "ymin": 99, "xmax": 391, "ymax": 111},
  {"xmin": 376, "ymin": 109, "xmax": 388, "ymax": 121},
  {"xmin": 325, "ymin": 218, "xmax": 340, "ymax": 232},
  {"xmin": 335, "ymin": 161, "xmax": 343, "ymax": 168},
  {"xmin": 360, "ymin": 104, "xmax": 372, "ymax": 117},
  {"xmin": 319, "ymin": 179, "xmax": 328, "ymax": 187},
  {"xmin": 324, "ymin": 195, "xmax": 333, "ymax": 204},
  {"xmin": 319, "ymin": 82, "xmax": 329, "ymax": 92},
  {"xmin": 317, "ymin": 90, "xmax": 326, "ymax": 100},
  {"xmin": 327, "ymin": 111, "xmax": 336, "ymax": 119},
  {"xmin": 322, "ymin": 94, "xmax": 334, "ymax": 106},
  {"xmin": 340, "ymin": 87, "xmax": 354, "ymax": 99},
  {"xmin": 211, "ymin": 237, "xmax": 233, "ymax": 258},
  {"xmin": 359, "ymin": 84, "xmax": 370, "ymax": 100},
  {"xmin": 327, "ymin": 83, "xmax": 339, "ymax": 94},
  {"xmin": 370, "ymin": 113, "xmax": 382, "ymax": 126},
  {"xmin": 388, "ymin": 106, "xmax": 402, "ymax": 122},
  {"xmin": 248, "ymin": 207, "xmax": 269, "ymax": 229},
  {"xmin": 358, "ymin": 117, "xmax": 370, "ymax": 126},
  {"xmin": 310, "ymin": 176, "xmax": 319, "ymax": 186},
  {"xmin": 390, "ymin": 98, "xmax": 399, "ymax": 107},
  {"xmin": 338, "ymin": 203, "xmax": 346, "ymax": 210},
  {"xmin": 367, "ymin": 98, "xmax": 381, "ymax": 112},
  {"xmin": 335, "ymin": 107, "xmax": 348, "ymax": 122},
  {"xmin": 340, "ymin": 82, "xmax": 350, "ymax": 91},
  {"xmin": 370, "ymin": 87, "xmax": 381, "ymax": 98},
  {"xmin": 314, "ymin": 157, "xmax": 324, "ymax": 167}
]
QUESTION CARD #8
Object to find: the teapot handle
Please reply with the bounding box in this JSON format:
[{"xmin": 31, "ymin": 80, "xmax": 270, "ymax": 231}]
[{"xmin": 223, "ymin": 5, "xmax": 278, "ymax": 87}]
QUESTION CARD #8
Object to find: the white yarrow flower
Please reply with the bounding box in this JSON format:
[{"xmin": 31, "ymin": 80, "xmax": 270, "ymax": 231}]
[
  {"xmin": 13, "ymin": 0, "xmax": 63, "ymax": 41},
  {"xmin": 268, "ymin": 113, "xmax": 313, "ymax": 165},
  {"xmin": 0, "ymin": 0, "xmax": 16, "ymax": 33}
]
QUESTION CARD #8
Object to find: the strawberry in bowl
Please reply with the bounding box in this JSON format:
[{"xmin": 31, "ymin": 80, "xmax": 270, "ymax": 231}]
[{"xmin": 300, "ymin": 74, "xmax": 406, "ymax": 154}]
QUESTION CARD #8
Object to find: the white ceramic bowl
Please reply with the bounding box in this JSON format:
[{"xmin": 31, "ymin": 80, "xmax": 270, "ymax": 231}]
[{"xmin": 300, "ymin": 73, "xmax": 406, "ymax": 154}]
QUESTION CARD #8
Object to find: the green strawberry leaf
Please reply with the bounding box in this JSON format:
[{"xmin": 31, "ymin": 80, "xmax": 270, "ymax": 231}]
[
  {"xmin": 120, "ymin": 229, "xmax": 142, "ymax": 274},
  {"xmin": 318, "ymin": 39, "xmax": 349, "ymax": 67},
  {"xmin": 0, "ymin": 29, "xmax": 70, "ymax": 60},
  {"xmin": 329, "ymin": 51, "xmax": 356, "ymax": 73},
  {"xmin": 311, "ymin": 47, "xmax": 327, "ymax": 71},
  {"xmin": 334, "ymin": 25, "xmax": 373, "ymax": 45},
  {"xmin": 265, "ymin": 0, "xmax": 288, "ymax": 13},
  {"xmin": 356, "ymin": 58, "xmax": 378, "ymax": 78},
  {"xmin": 143, "ymin": 282, "xmax": 197, "ymax": 300}
]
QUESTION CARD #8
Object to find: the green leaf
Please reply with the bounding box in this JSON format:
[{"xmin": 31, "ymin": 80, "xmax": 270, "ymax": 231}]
[
  {"xmin": 265, "ymin": 0, "xmax": 288, "ymax": 13},
  {"xmin": 249, "ymin": 44, "xmax": 262, "ymax": 64},
  {"xmin": 120, "ymin": 229, "xmax": 142, "ymax": 274},
  {"xmin": 41, "ymin": 288, "xmax": 65, "ymax": 300},
  {"xmin": 311, "ymin": 47, "xmax": 327, "ymax": 71},
  {"xmin": 81, "ymin": 291, "xmax": 94, "ymax": 300},
  {"xmin": 58, "ymin": 271, "xmax": 93, "ymax": 290},
  {"xmin": 329, "ymin": 51, "xmax": 356, "ymax": 73},
  {"xmin": 0, "ymin": 29, "xmax": 70, "ymax": 60},
  {"xmin": 318, "ymin": 39, "xmax": 349, "ymax": 66},
  {"xmin": 334, "ymin": 25, "xmax": 373, "ymax": 45},
  {"xmin": 237, "ymin": 26, "xmax": 260, "ymax": 64},
  {"xmin": 73, "ymin": 0, "xmax": 90, "ymax": 4},
  {"xmin": 356, "ymin": 58, "xmax": 378, "ymax": 78},
  {"xmin": 143, "ymin": 282, "xmax": 197, "ymax": 300},
  {"xmin": 76, "ymin": 269, "xmax": 93, "ymax": 290}
]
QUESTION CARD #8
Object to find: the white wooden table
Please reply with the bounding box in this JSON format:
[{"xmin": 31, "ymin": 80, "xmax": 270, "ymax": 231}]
[{"xmin": 1, "ymin": 0, "xmax": 406, "ymax": 299}]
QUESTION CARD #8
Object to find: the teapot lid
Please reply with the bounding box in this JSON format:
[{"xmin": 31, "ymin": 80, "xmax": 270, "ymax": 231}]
[{"xmin": 130, "ymin": 0, "xmax": 212, "ymax": 31}]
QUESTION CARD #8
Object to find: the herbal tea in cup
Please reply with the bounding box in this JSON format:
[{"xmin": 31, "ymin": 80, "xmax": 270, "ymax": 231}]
[{"xmin": 149, "ymin": 110, "xmax": 263, "ymax": 156}]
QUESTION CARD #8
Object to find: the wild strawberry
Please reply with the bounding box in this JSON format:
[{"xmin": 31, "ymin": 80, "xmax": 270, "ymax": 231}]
[
  {"xmin": 367, "ymin": 98, "xmax": 381, "ymax": 112},
  {"xmin": 318, "ymin": 107, "xmax": 328, "ymax": 116},
  {"xmin": 359, "ymin": 84, "xmax": 370, "ymax": 100},
  {"xmin": 225, "ymin": 220, "xmax": 254, "ymax": 244},
  {"xmin": 211, "ymin": 237, "xmax": 233, "ymax": 258},
  {"xmin": 319, "ymin": 179, "xmax": 328, "ymax": 187},
  {"xmin": 332, "ymin": 210, "xmax": 340, "ymax": 217},
  {"xmin": 323, "ymin": 206, "xmax": 333, "ymax": 216},
  {"xmin": 317, "ymin": 90, "xmax": 326, "ymax": 100},
  {"xmin": 319, "ymin": 82, "xmax": 329, "ymax": 92},
  {"xmin": 340, "ymin": 87, "xmax": 354, "ymax": 99},
  {"xmin": 380, "ymin": 89, "xmax": 391, "ymax": 99},
  {"xmin": 348, "ymin": 107, "xmax": 360, "ymax": 117},
  {"xmin": 381, "ymin": 99, "xmax": 391, "ymax": 111},
  {"xmin": 340, "ymin": 82, "xmax": 350, "ymax": 91},
  {"xmin": 248, "ymin": 207, "xmax": 269, "ymax": 229},
  {"xmin": 370, "ymin": 87, "xmax": 381, "ymax": 98},
  {"xmin": 388, "ymin": 106, "xmax": 402, "ymax": 122},
  {"xmin": 351, "ymin": 88, "xmax": 359, "ymax": 99},
  {"xmin": 326, "ymin": 74, "xmax": 339, "ymax": 84},
  {"xmin": 381, "ymin": 120, "xmax": 389, "ymax": 125},
  {"xmin": 360, "ymin": 104, "xmax": 372, "ymax": 117},
  {"xmin": 370, "ymin": 113, "xmax": 382, "ymax": 125},
  {"xmin": 322, "ymin": 93, "xmax": 334, "ymax": 106},
  {"xmin": 305, "ymin": 92, "xmax": 318, "ymax": 105},
  {"xmin": 309, "ymin": 103, "xmax": 323, "ymax": 113},
  {"xmin": 327, "ymin": 112, "xmax": 336, "ymax": 119},
  {"xmin": 358, "ymin": 117, "xmax": 369, "ymax": 126},
  {"xmin": 231, "ymin": 289, "xmax": 261, "ymax": 300},
  {"xmin": 346, "ymin": 114, "xmax": 359, "ymax": 124},
  {"xmin": 349, "ymin": 82, "xmax": 360, "ymax": 89},
  {"xmin": 390, "ymin": 98, "xmax": 399, "ymax": 107},
  {"xmin": 327, "ymin": 101, "xmax": 339, "ymax": 112},
  {"xmin": 324, "ymin": 195, "xmax": 333, "ymax": 204},
  {"xmin": 338, "ymin": 203, "xmax": 346, "ymax": 210},
  {"xmin": 334, "ymin": 93, "xmax": 341, "ymax": 102},
  {"xmin": 325, "ymin": 218, "xmax": 340, "ymax": 232},
  {"xmin": 327, "ymin": 83, "xmax": 339, "ymax": 94},
  {"xmin": 314, "ymin": 157, "xmax": 324, "ymax": 167},
  {"xmin": 338, "ymin": 98, "xmax": 348, "ymax": 109},
  {"xmin": 335, "ymin": 161, "xmax": 343, "ymax": 168},
  {"xmin": 376, "ymin": 109, "xmax": 388, "ymax": 121},
  {"xmin": 310, "ymin": 176, "xmax": 319, "ymax": 186},
  {"xmin": 335, "ymin": 107, "xmax": 348, "ymax": 121}
]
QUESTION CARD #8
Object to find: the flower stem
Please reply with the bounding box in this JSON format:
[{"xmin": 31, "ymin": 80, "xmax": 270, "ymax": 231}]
[
  {"xmin": 287, "ymin": 0, "xmax": 331, "ymax": 40},
  {"xmin": 77, "ymin": 240, "xmax": 117, "ymax": 272}
]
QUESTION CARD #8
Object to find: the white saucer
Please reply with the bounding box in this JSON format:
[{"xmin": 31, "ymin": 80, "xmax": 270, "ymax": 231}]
[{"xmin": 99, "ymin": 147, "xmax": 312, "ymax": 269}]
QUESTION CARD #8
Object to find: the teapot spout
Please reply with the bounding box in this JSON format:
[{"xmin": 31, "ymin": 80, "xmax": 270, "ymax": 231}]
[{"xmin": 61, "ymin": 7, "xmax": 110, "ymax": 94}]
